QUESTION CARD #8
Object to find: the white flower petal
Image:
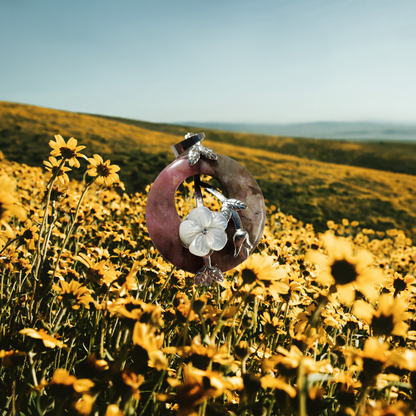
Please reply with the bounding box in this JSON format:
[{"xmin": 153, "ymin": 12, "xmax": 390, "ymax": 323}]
[
  {"xmin": 189, "ymin": 234, "xmax": 211, "ymax": 257},
  {"xmin": 210, "ymin": 212, "xmax": 228, "ymax": 230},
  {"xmin": 187, "ymin": 206, "xmax": 212, "ymax": 228},
  {"xmin": 179, "ymin": 220, "xmax": 201, "ymax": 245},
  {"xmin": 205, "ymin": 229, "xmax": 227, "ymax": 251}
]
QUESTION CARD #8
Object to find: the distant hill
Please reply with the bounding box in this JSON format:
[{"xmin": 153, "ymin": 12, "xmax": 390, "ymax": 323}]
[
  {"xmin": 184, "ymin": 121, "xmax": 416, "ymax": 142},
  {"xmin": 91, "ymin": 114, "xmax": 416, "ymax": 177},
  {"xmin": 2, "ymin": 101, "xmax": 416, "ymax": 240}
]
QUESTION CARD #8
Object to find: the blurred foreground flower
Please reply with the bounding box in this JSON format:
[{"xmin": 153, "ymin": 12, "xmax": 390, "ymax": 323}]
[
  {"xmin": 306, "ymin": 232, "xmax": 384, "ymax": 305},
  {"xmin": 0, "ymin": 174, "xmax": 26, "ymax": 237},
  {"xmin": 353, "ymin": 293, "xmax": 411, "ymax": 337},
  {"xmin": 235, "ymin": 253, "xmax": 288, "ymax": 299},
  {"xmin": 39, "ymin": 369, "xmax": 94, "ymax": 414},
  {"xmin": 20, "ymin": 328, "xmax": 66, "ymax": 349}
]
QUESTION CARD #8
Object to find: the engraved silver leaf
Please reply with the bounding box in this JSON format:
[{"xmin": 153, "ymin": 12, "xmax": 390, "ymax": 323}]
[
  {"xmin": 226, "ymin": 199, "xmax": 247, "ymax": 210},
  {"xmin": 220, "ymin": 206, "xmax": 232, "ymax": 222},
  {"xmin": 188, "ymin": 146, "xmax": 201, "ymax": 165},
  {"xmin": 194, "ymin": 266, "xmax": 225, "ymax": 286},
  {"xmin": 200, "ymin": 146, "xmax": 218, "ymax": 161}
]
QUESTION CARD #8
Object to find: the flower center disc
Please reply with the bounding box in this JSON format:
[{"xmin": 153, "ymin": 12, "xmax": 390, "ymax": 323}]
[{"xmin": 146, "ymin": 154, "xmax": 266, "ymax": 273}]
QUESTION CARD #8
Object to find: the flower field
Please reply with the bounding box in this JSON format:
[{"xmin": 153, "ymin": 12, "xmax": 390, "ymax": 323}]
[{"xmin": 1, "ymin": 134, "xmax": 416, "ymax": 416}]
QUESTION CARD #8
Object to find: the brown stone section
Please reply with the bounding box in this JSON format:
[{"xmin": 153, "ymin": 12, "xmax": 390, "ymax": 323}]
[{"xmin": 146, "ymin": 154, "xmax": 266, "ymax": 273}]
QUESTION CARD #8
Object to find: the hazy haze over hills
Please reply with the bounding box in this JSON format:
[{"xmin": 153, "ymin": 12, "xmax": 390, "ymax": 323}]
[{"xmin": 184, "ymin": 121, "xmax": 416, "ymax": 142}]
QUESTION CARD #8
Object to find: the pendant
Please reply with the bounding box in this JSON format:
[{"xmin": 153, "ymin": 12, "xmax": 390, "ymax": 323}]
[{"xmin": 146, "ymin": 133, "xmax": 266, "ymax": 286}]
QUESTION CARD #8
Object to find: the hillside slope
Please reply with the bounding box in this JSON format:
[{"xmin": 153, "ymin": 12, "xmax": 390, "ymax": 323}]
[
  {"xmin": 1, "ymin": 101, "xmax": 416, "ymax": 239},
  {"xmin": 92, "ymin": 113, "xmax": 416, "ymax": 176}
]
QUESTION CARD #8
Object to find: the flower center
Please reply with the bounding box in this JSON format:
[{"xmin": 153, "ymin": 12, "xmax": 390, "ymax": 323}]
[
  {"xmin": 330, "ymin": 259, "xmax": 358, "ymax": 286},
  {"xmin": 96, "ymin": 164, "xmax": 112, "ymax": 178},
  {"xmin": 60, "ymin": 147, "xmax": 77, "ymax": 160},
  {"xmin": 201, "ymin": 228, "xmax": 208, "ymax": 235}
]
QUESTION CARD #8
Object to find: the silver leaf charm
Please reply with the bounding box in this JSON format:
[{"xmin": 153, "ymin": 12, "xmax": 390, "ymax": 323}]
[
  {"xmin": 233, "ymin": 228, "xmax": 253, "ymax": 259},
  {"xmin": 221, "ymin": 199, "xmax": 247, "ymax": 221},
  {"xmin": 194, "ymin": 266, "xmax": 225, "ymax": 286},
  {"xmin": 188, "ymin": 146, "xmax": 201, "ymax": 165},
  {"xmin": 227, "ymin": 199, "xmax": 247, "ymax": 210},
  {"xmin": 200, "ymin": 145, "xmax": 218, "ymax": 161},
  {"xmin": 187, "ymin": 143, "xmax": 218, "ymax": 166}
]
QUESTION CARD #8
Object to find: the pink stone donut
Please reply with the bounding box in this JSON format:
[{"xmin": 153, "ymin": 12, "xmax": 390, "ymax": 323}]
[{"xmin": 146, "ymin": 154, "xmax": 266, "ymax": 274}]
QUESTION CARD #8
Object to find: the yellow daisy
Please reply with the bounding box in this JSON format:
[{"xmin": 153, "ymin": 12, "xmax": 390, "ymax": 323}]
[
  {"xmin": 353, "ymin": 293, "xmax": 411, "ymax": 337},
  {"xmin": 52, "ymin": 280, "xmax": 94, "ymax": 310},
  {"xmin": 43, "ymin": 156, "xmax": 71, "ymax": 184},
  {"xmin": 0, "ymin": 175, "xmax": 26, "ymax": 237},
  {"xmin": 49, "ymin": 134, "xmax": 87, "ymax": 168},
  {"xmin": 306, "ymin": 232, "xmax": 384, "ymax": 305},
  {"xmin": 87, "ymin": 154, "xmax": 120, "ymax": 186}
]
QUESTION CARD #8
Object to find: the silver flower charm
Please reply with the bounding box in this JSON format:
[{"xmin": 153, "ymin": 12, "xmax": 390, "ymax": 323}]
[
  {"xmin": 179, "ymin": 206, "xmax": 227, "ymax": 257},
  {"xmin": 188, "ymin": 142, "xmax": 218, "ymax": 166}
]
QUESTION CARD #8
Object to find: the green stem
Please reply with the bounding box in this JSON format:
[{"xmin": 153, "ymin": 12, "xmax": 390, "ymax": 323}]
[
  {"xmin": 150, "ymin": 267, "xmax": 174, "ymax": 304},
  {"xmin": 52, "ymin": 307, "xmax": 67, "ymax": 334},
  {"xmin": 34, "ymin": 158, "xmax": 66, "ymax": 279},
  {"xmin": 298, "ymin": 358, "xmax": 307, "ymax": 416},
  {"xmin": 49, "ymin": 176, "xmax": 97, "ymax": 284},
  {"xmin": 30, "ymin": 158, "xmax": 66, "ymax": 323},
  {"xmin": 304, "ymin": 295, "xmax": 328, "ymax": 336},
  {"xmin": 0, "ymin": 236, "xmax": 24, "ymax": 256},
  {"xmin": 355, "ymin": 382, "xmax": 370, "ymax": 416},
  {"xmin": 41, "ymin": 201, "xmax": 56, "ymax": 263},
  {"xmin": 267, "ymin": 394, "xmax": 276, "ymax": 416}
]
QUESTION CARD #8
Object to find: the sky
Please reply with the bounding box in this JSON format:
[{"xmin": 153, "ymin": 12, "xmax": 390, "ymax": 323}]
[{"xmin": 1, "ymin": 0, "xmax": 416, "ymax": 124}]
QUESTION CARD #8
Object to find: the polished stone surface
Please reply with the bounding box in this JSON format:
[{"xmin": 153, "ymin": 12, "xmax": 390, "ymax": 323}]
[{"xmin": 146, "ymin": 154, "xmax": 266, "ymax": 274}]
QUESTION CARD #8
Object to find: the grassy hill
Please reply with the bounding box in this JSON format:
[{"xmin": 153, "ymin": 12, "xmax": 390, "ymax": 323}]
[
  {"xmin": 92, "ymin": 114, "xmax": 416, "ymax": 176},
  {"xmin": 2, "ymin": 100, "xmax": 416, "ymax": 240}
]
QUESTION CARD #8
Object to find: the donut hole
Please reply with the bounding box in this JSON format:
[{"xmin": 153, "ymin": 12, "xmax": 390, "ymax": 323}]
[{"xmin": 175, "ymin": 175, "xmax": 227, "ymax": 220}]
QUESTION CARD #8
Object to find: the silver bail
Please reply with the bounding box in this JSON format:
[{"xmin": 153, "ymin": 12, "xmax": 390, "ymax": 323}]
[{"xmin": 171, "ymin": 132, "xmax": 205, "ymax": 158}]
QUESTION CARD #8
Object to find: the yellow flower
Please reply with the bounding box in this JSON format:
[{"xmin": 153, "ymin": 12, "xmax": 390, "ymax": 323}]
[
  {"xmin": 260, "ymin": 311, "xmax": 285, "ymax": 336},
  {"xmin": 52, "ymin": 280, "xmax": 94, "ymax": 310},
  {"xmin": 0, "ymin": 175, "xmax": 26, "ymax": 237},
  {"xmin": 20, "ymin": 328, "xmax": 66, "ymax": 349},
  {"xmin": 42, "ymin": 368, "xmax": 94, "ymax": 401},
  {"xmin": 263, "ymin": 345, "xmax": 333, "ymax": 378},
  {"xmin": 132, "ymin": 322, "xmax": 168, "ymax": 370},
  {"xmin": 0, "ymin": 350, "xmax": 27, "ymax": 367},
  {"xmin": 235, "ymin": 254, "xmax": 288, "ymax": 299},
  {"xmin": 260, "ymin": 374, "xmax": 296, "ymax": 398},
  {"xmin": 353, "ymin": 293, "xmax": 411, "ymax": 337},
  {"xmin": 347, "ymin": 338, "xmax": 390, "ymax": 385},
  {"xmin": 19, "ymin": 220, "xmax": 38, "ymax": 250},
  {"xmin": 70, "ymin": 394, "xmax": 94, "ymax": 416},
  {"xmin": 87, "ymin": 154, "xmax": 120, "ymax": 186},
  {"xmin": 49, "ymin": 134, "xmax": 87, "ymax": 168},
  {"xmin": 389, "ymin": 348, "xmax": 416, "ymax": 372},
  {"xmin": 105, "ymin": 405, "xmax": 125, "ymax": 416},
  {"xmin": 164, "ymin": 335, "xmax": 234, "ymax": 367},
  {"xmin": 306, "ymin": 232, "xmax": 384, "ymax": 305},
  {"xmin": 111, "ymin": 370, "xmax": 144, "ymax": 401},
  {"xmin": 43, "ymin": 156, "xmax": 71, "ymax": 184},
  {"xmin": 167, "ymin": 363, "xmax": 229, "ymax": 414},
  {"xmin": 385, "ymin": 273, "xmax": 416, "ymax": 297},
  {"xmin": 74, "ymin": 253, "xmax": 119, "ymax": 287}
]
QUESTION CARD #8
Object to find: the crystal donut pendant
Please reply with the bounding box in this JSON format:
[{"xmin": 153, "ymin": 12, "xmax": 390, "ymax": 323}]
[{"xmin": 146, "ymin": 133, "xmax": 266, "ymax": 286}]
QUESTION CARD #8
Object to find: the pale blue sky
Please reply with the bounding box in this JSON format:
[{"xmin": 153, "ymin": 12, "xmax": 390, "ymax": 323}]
[{"xmin": 1, "ymin": 0, "xmax": 415, "ymax": 123}]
